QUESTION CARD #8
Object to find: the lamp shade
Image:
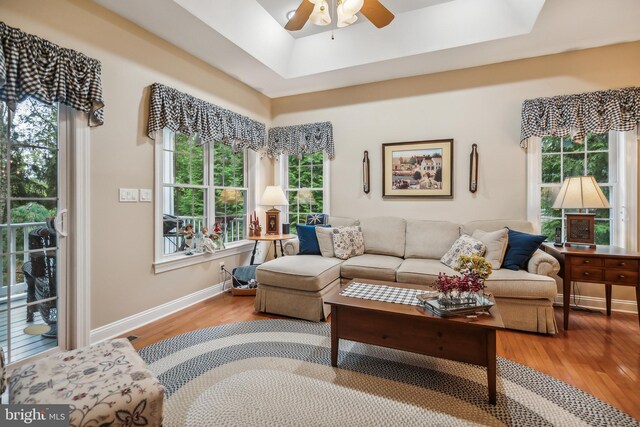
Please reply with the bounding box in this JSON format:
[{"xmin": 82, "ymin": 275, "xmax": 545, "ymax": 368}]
[
  {"xmin": 310, "ymin": 0, "xmax": 331, "ymax": 26},
  {"xmin": 552, "ymin": 176, "xmax": 610, "ymax": 209},
  {"xmin": 260, "ymin": 186, "xmax": 289, "ymax": 207}
]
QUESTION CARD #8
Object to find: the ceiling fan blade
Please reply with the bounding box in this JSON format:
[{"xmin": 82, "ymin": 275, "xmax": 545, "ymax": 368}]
[
  {"xmin": 285, "ymin": 0, "xmax": 315, "ymax": 31},
  {"xmin": 360, "ymin": 0, "xmax": 395, "ymax": 28}
]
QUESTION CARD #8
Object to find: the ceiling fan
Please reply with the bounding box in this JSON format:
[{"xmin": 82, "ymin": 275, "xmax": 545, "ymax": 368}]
[{"xmin": 285, "ymin": 0, "xmax": 395, "ymax": 31}]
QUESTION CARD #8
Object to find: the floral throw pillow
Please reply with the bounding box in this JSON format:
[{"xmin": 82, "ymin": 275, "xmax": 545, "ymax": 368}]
[
  {"xmin": 332, "ymin": 226, "xmax": 365, "ymax": 260},
  {"xmin": 441, "ymin": 235, "xmax": 487, "ymax": 269}
]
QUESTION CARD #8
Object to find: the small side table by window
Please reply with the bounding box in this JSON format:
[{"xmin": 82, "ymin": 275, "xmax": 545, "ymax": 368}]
[
  {"xmin": 248, "ymin": 234, "xmax": 296, "ymax": 265},
  {"xmin": 542, "ymin": 243, "xmax": 640, "ymax": 330}
]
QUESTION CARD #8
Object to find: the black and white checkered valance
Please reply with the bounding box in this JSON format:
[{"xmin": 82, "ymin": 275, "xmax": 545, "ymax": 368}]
[
  {"xmin": 267, "ymin": 121, "xmax": 334, "ymax": 159},
  {"xmin": 147, "ymin": 83, "xmax": 266, "ymax": 151},
  {"xmin": 0, "ymin": 22, "xmax": 104, "ymax": 126},
  {"xmin": 520, "ymin": 87, "xmax": 640, "ymax": 148}
]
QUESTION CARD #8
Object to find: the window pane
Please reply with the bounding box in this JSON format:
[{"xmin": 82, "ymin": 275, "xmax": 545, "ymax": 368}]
[
  {"xmin": 215, "ymin": 189, "xmax": 246, "ymax": 243},
  {"xmin": 541, "ymin": 136, "xmax": 561, "ymax": 153},
  {"xmin": 541, "ymin": 187, "xmax": 561, "ymax": 217},
  {"xmin": 10, "ymin": 146, "xmax": 57, "ymax": 198},
  {"xmin": 174, "ymin": 187, "xmax": 206, "ymax": 220},
  {"xmin": 289, "ymin": 155, "xmax": 299, "ymax": 169},
  {"xmin": 173, "ymin": 134, "xmax": 204, "ymax": 185},
  {"xmin": 587, "ymin": 133, "xmax": 608, "ymax": 151},
  {"xmin": 311, "ymin": 190, "xmax": 323, "ymax": 212},
  {"xmin": 301, "ymin": 154, "xmax": 313, "ymax": 166},
  {"xmin": 288, "ymin": 165, "xmax": 300, "ymax": 188},
  {"xmin": 162, "ymin": 187, "xmax": 206, "ymax": 255},
  {"xmin": 232, "ymin": 152, "xmax": 244, "ymax": 187},
  {"xmin": 594, "ymin": 220, "xmax": 610, "ymax": 245},
  {"xmin": 311, "ymin": 151, "xmax": 324, "ymax": 164},
  {"xmin": 563, "ymin": 153, "xmax": 584, "ymax": 179},
  {"xmin": 593, "ymin": 186, "xmax": 611, "ymax": 219},
  {"xmin": 563, "ymin": 137, "xmax": 584, "ymax": 153},
  {"xmin": 11, "ymin": 98, "xmax": 58, "ymax": 150},
  {"xmin": 587, "ymin": 152, "xmax": 608, "ymax": 183},
  {"xmin": 299, "ymin": 166, "xmax": 312, "ymax": 187},
  {"xmin": 213, "ymin": 142, "xmax": 225, "ymax": 186},
  {"xmin": 541, "ymin": 218, "xmax": 561, "ymax": 241},
  {"xmin": 311, "ymin": 165, "xmax": 323, "ymax": 188},
  {"xmin": 542, "ymin": 154, "xmax": 561, "ymax": 183}
]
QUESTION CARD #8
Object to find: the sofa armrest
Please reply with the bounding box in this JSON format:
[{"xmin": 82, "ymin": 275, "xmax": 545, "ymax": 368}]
[
  {"xmin": 283, "ymin": 237, "xmax": 299, "ymax": 256},
  {"xmin": 527, "ymin": 248, "xmax": 560, "ymax": 277}
]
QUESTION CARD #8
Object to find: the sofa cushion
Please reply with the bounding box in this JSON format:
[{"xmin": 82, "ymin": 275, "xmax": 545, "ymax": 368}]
[
  {"xmin": 315, "ymin": 226, "xmax": 335, "ymax": 257},
  {"xmin": 341, "ymin": 254, "xmax": 404, "ymax": 282},
  {"xmin": 502, "ymin": 229, "xmax": 547, "ymax": 271},
  {"xmin": 397, "ymin": 258, "xmax": 558, "ymax": 300},
  {"xmin": 397, "ymin": 258, "xmax": 456, "ymax": 286},
  {"xmin": 360, "ymin": 217, "xmax": 406, "ymax": 257},
  {"xmin": 472, "ymin": 228, "xmax": 509, "ymax": 269},
  {"xmin": 329, "ymin": 216, "xmax": 360, "ymax": 227},
  {"xmin": 461, "ymin": 219, "xmax": 534, "ymax": 235},
  {"xmin": 440, "ymin": 235, "xmax": 486, "ymax": 269},
  {"xmin": 333, "ymin": 226, "xmax": 365, "ymax": 260},
  {"xmin": 485, "ymin": 269, "xmax": 558, "ymax": 300},
  {"xmin": 257, "ymin": 256, "xmax": 343, "ymax": 292},
  {"xmin": 405, "ymin": 220, "xmax": 460, "ymax": 259}
]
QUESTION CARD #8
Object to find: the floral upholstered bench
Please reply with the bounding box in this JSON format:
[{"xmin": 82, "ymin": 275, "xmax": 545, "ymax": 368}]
[{"xmin": 3, "ymin": 339, "xmax": 164, "ymax": 426}]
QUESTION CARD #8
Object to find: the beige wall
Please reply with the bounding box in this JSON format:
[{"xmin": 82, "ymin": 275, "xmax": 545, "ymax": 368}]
[
  {"xmin": 272, "ymin": 42, "xmax": 640, "ymax": 303},
  {"xmin": 1, "ymin": 0, "xmax": 273, "ymax": 329}
]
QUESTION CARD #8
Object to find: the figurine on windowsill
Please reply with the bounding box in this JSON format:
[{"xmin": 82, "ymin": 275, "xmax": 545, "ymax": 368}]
[
  {"xmin": 211, "ymin": 222, "xmax": 226, "ymax": 250},
  {"xmin": 179, "ymin": 224, "xmax": 194, "ymax": 254}
]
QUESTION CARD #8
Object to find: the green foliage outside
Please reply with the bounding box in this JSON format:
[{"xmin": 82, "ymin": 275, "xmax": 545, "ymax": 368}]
[
  {"xmin": 540, "ymin": 134, "xmax": 611, "ymax": 245},
  {"xmin": 1, "ymin": 99, "xmax": 58, "ymax": 287},
  {"xmin": 287, "ymin": 152, "xmax": 324, "ymax": 234}
]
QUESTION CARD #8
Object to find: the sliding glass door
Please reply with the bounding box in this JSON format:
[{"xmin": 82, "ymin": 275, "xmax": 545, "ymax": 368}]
[{"xmin": 0, "ymin": 98, "xmax": 67, "ymax": 364}]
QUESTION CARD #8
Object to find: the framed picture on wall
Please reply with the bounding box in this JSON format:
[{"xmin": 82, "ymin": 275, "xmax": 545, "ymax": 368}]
[{"xmin": 382, "ymin": 139, "xmax": 454, "ymax": 198}]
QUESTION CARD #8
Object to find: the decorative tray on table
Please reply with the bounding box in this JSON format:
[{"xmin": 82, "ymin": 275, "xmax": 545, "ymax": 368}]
[{"xmin": 416, "ymin": 293, "xmax": 494, "ymax": 317}]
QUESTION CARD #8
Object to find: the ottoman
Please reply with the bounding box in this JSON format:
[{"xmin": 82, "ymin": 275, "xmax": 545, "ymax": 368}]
[
  {"xmin": 8, "ymin": 339, "xmax": 164, "ymax": 426},
  {"xmin": 256, "ymin": 255, "xmax": 343, "ymax": 321}
]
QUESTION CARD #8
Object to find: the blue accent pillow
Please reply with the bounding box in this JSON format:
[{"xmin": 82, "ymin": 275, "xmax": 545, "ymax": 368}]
[
  {"xmin": 297, "ymin": 224, "xmax": 329, "ymax": 255},
  {"xmin": 502, "ymin": 229, "xmax": 547, "ymax": 271}
]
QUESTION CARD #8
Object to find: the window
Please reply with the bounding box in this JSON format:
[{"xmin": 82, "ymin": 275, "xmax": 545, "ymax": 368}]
[
  {"xmin": 528, "ymin": 131, "xmax": 637, "ymax": 248},
  {"xmin": 282, "ymin": 152, "xmax": 329, "ymax": 234},
  {"xmin": 159, "ymin": 130, "xmax": 249, "ymax": 259}
]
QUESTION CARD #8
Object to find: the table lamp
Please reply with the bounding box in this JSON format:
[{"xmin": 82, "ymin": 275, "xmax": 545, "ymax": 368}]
[
  {"xmin": 260, "ymin": 185, "xmax": 289, "ymax": 235},
  {"xmin": 552, "ymin": 176, "xmax": 610, "ymax": 248}
]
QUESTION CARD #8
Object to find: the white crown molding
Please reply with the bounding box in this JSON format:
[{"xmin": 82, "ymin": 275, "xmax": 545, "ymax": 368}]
[{"xmin": 90, "ymin": 281, "xmax": 230, "ymax": 344}]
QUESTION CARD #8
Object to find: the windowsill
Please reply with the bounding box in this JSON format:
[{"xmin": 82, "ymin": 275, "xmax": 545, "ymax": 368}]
[{"xmin": 153, "ymin": 241, "xmax": 254, "ymax": 274}]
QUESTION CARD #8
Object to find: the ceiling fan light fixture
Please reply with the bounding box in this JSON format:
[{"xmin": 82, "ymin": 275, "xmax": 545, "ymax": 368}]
[
  {"xmin": 337, "ymin": 2, "xmax": 358, "ymax": 27},
  {"xmin": 286, "ymin": 10, "xmax": 296, "ymax": 20},
  {"xmin": 342, "ymin": 0, "xmax": 364, "ymax": 16},
  {"xmin": 309, "ymin": 0, "xmax": 331, "ymax": 26}
]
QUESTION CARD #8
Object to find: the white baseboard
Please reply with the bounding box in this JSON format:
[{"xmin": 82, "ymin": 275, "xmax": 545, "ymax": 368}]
[
  {"xmin": 553, "ymin": 293, "xmax": 638, "ymax": 314},
  {"xmin": 90, "ymin": 280, "xmax": 230, "ymax": 344}
]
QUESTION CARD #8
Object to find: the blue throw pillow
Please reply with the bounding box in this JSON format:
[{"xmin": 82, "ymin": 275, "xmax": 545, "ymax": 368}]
[
  {"xmin": 502, "ymin": 229, "xmax": 547, "ymax": 271},
  {"xmin": 297, "ymin": 224, "xmax": 329, "ymax": 255}
]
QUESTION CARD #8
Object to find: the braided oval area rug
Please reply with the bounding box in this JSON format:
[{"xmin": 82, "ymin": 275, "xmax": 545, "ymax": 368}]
[{"xmin": 138, "ymin": 319, "xmax": 639, "ymax": 427}]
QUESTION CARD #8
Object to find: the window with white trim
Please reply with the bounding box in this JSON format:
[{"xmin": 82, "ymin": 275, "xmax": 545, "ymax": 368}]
[
  {"xmin": 159, "ymin": 130, "xmax": 249, "ymax": 258},
  {"xmin": 281, "ymin": 152, "xmax": 329, "ymax": 234},
  {"xmin": 528, "ymin": 131, "xmax": 637, "ymax": 249}
]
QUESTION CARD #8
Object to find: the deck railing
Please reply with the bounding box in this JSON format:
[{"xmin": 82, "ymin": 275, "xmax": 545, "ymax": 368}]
[{"xmin": 0, "ymin": 221, "xmax": 48, "ymax": 297}]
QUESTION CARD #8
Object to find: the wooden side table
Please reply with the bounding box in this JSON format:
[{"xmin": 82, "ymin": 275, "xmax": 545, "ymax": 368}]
[
  {"xmin": 247, "ymin": 234, "xmax": 296, "ymax": 265},
  {"xmin": 542, "ymin": 243, "xmax": 640, "ymax": 329}
]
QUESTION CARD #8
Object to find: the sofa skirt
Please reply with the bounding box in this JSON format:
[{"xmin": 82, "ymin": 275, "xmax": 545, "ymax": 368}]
[
  {"xmin": 255, "ymin": 278, "xmax": 341, "ymax": 322},
  {"xmin": 495, "ymin": 297, "xmax": 557, "ymax": 334}
]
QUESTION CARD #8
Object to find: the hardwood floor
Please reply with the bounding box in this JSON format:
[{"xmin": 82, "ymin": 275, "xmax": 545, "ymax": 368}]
[{"xmin": 123, "ymin": 292, "xmax": 640, "ymax": 420}]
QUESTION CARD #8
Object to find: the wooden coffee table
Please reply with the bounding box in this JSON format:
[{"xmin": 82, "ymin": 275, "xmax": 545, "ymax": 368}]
[{"xmin": 325, "ymin": 279, "xmax": 505, "ymax": 404}]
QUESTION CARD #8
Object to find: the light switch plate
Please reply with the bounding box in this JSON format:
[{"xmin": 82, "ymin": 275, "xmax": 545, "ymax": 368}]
[
  {"xmin": 140, "ymin": 189, "xmax": 152, "ymax": 202},
  {"xmin": 119, "ymin": 188, "xmax": 139, "ymax": 202}
]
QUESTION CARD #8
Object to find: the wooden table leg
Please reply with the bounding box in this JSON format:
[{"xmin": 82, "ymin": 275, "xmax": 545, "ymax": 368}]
[
  {"xmin": 331, "ymin": 307, "xmax": 339, "ymax": 367},
  {"xmin": 279, "ymin": 239, "xmax": 285, "ymax": 256},
  {"xmin": 249, "ymin": 241, "xmax": 259, "ymax": 265},
  {"xmin": 564, "ymin": 279, "xmax": 571, "ymax": 330},
  {"xmin": 487, "ymin": 330, "xmax": 497, "ymax": 404},
  {"xmin": 273, "ymin": 240, "xmax": 278, "ymax": 258},
  {"xmin": 605, "ymin": 284, "xmax": 612, "ymax": 316}
]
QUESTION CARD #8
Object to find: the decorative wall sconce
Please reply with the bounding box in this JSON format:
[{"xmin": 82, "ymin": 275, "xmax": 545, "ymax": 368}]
[
  {"xmin": 469, "ymin": 143, "xmax": 478, "ymax": 193},
  {"xmin": 363, "ymin": 151, "xmax": 370, "ymax": 194}
]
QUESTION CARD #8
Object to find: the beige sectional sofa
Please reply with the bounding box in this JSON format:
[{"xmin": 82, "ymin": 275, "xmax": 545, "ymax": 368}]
[{"xmin": 255, "ymin": 216, "xmax": 561, "ymax": 334}]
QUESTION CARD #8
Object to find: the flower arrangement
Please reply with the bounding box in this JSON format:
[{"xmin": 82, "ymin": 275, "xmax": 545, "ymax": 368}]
[{"xmin": 435, "ymin": 255, "xmax": 493, "ymax": 306}]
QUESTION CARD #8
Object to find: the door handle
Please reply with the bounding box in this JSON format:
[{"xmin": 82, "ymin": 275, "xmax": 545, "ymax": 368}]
[{"xmin": 54, "ymin": 209, "xmax": 68, "ymax": 237}]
